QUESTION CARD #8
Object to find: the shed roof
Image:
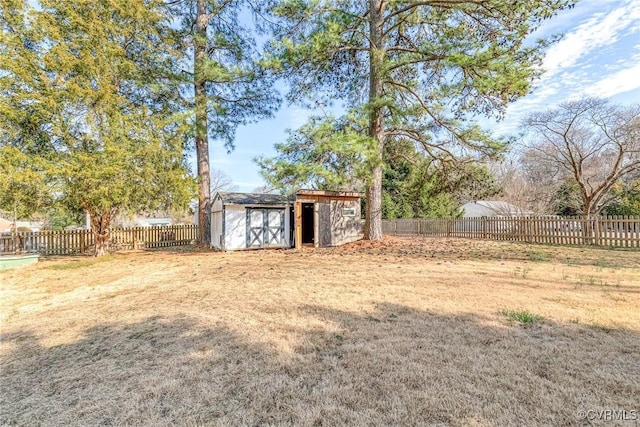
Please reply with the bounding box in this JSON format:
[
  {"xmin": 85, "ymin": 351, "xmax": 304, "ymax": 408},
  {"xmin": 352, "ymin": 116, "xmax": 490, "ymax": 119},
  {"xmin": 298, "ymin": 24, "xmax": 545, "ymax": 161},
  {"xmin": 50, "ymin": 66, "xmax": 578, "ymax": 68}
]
[
  {"xmin": 216, "ymin": 192, "xmax": 291, "ymax": 206},
  {"xmin": 296, "ymin": 189, "xmax": 363, "ymax": 198}
]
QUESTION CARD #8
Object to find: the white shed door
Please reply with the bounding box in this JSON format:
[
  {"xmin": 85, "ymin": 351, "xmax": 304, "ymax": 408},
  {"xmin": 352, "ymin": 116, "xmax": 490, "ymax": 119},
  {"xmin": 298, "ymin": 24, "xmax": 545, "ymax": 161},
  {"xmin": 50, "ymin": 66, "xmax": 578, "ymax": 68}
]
[
  {"xmin": 246, "ymin": 208, "xmax": 285, "ymax": 248},
  {"xmin": 266, "ymin": 210, "xmax": 283, "ymax": 246},
  {"xmin": 247, "ymin": 209, "xmax": 264, "ymax": 248}
]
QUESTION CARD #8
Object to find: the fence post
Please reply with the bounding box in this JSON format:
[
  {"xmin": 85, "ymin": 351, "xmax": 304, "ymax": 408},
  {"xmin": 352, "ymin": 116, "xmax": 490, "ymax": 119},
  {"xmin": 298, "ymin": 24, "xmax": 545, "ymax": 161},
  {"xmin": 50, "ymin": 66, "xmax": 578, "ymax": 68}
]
[{"xmin": 481, "ymin": 217, "xmax": 486, "ymax": 239}]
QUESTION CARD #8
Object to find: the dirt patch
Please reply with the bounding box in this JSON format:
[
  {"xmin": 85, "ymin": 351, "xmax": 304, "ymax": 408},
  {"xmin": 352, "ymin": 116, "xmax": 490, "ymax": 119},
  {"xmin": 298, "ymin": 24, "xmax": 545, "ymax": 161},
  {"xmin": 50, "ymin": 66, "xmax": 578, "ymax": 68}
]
[{"xmin": 1, "ymin": 237, "xmax": 639, "ymax": 425}]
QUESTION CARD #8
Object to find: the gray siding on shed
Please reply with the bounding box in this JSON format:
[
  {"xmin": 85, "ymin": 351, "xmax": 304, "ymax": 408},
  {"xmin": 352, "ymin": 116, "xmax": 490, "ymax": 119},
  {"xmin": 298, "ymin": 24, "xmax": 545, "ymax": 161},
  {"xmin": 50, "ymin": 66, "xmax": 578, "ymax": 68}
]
[
  {"xmin": 330, "ymin": 199, "xmax": 362, "ymax": 246},
  {"xmin": 317, "ymin": 201, "xmax": 332, "ymax": 247}
]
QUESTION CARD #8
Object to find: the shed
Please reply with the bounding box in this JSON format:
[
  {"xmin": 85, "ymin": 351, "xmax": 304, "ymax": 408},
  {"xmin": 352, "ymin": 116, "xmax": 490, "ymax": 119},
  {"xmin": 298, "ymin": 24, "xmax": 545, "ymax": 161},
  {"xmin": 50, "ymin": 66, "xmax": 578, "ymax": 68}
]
[
  {"xmin": 211, "ymin": 192, "xmax": 292, "ymax": 251},
  {"xmin": 210, "ymin": 190, "xmax": 363, "ymax": 250},
  {"xmin": 293, "ymin": 190, "xmax": 363, "ymax": 248},
  {"xmin": 461, "ymin": 201, "xmax": 533, "ymax": 217}
]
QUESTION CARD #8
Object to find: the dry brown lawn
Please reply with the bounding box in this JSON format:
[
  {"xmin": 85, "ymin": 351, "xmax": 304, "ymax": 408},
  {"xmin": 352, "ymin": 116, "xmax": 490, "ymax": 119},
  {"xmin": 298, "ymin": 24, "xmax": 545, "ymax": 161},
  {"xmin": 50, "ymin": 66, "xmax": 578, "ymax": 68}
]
[{"xmin": 1, "ymin": 237, "xmax": 639, "ymax": 426}]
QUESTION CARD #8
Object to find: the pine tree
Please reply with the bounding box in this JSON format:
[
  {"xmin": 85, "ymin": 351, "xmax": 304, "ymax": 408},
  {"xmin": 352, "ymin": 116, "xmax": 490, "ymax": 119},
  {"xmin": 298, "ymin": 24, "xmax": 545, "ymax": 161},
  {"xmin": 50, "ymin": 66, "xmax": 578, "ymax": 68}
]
[
  {"xmin": 169, "ymin": 0, "xmax": 279, "ymax": 243},
  {"xmin": 266, "ymin": 0, "xmax": 574, "ymax": 239}
]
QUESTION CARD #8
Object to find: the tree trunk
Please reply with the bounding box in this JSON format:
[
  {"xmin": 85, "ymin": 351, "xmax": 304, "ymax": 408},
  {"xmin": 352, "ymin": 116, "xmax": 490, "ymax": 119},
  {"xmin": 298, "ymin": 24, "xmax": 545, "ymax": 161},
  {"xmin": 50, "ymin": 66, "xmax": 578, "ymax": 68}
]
[
  {"xmin": 87, "ymin": 208, "xmax": 115, "ymax": 257},
  {"xmin": 364, "ymin": 0, "xmax": 385, "ymax": 241},
  {"xmin": 94, "ymin": 229, "xmax": 110, "ymax": 257},
  {"xmin": 195, "ymin": 0, "xmax": 211, "ymax": 244},
  {"xmin": 365, "ymin": 160, "xmax": 383, "ymax": 240},
  {"xmin": 583, "ymin": 200, "xmax": 601, "ymax": 245}
]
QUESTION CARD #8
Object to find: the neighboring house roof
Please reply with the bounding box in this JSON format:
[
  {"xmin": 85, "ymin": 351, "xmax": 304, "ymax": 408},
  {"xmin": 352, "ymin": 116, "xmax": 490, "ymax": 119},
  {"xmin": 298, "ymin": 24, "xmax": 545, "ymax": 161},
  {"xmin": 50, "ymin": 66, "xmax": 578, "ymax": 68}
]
[
  {"xmin": 0, "ymin": 219, "xmax": 43, "ymax": 232},
  {"xmin": 462, "ymin": 201, "xmax": 533, "ymax": 216},
  {"xmin": 136, "ymin": 218, "xmax": 172, "ymax": 227},
  {"xmin": 216, "ymin": 192, "xmax": 292, "ymax": 206}
]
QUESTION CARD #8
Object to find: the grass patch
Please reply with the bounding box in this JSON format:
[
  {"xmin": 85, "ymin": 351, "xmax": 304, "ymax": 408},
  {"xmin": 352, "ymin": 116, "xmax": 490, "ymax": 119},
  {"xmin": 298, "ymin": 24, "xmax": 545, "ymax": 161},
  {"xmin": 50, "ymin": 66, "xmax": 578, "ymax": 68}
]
[
  {"xmin": 500, "ymin": 309, "xmax": 545, "ymax": 325},
  {"xmin": 590, "ymin": 323, "xmax": 614, "ymax": 333},
  {"xmin": 46, "ymin": 260, "xmax": 96, "ymax": 270},
  {"xmin": 527, "ymin": 251, "xmax": 552, "ymax": 262},
  {"xmin": 45, "ymin": 255, "xmax": 116, "ymax": 270},
  {"xmin": 2, "ymin": 236, "xmax": 639, "ymax": 426}
]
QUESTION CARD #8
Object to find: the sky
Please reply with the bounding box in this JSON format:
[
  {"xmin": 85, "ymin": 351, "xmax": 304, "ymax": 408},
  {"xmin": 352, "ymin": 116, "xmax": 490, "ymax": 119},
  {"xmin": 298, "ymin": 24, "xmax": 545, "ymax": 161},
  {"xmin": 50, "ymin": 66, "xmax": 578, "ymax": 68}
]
[{"xmin": 208, "ymin": 0, "xmax": 640, "ymax": 193}]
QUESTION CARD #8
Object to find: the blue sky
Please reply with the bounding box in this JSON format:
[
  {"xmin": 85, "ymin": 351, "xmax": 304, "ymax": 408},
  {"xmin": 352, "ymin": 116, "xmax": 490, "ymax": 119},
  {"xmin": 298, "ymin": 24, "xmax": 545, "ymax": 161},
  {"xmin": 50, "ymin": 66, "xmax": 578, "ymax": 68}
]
[{"xmin": 209, "ymin": 0, "xmax": 640, "ymax": 192}]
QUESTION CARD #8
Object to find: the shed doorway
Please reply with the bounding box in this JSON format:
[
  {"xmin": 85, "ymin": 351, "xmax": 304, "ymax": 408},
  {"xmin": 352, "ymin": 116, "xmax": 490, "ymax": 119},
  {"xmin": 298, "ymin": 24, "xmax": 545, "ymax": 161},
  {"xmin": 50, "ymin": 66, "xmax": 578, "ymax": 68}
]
[{"xmin": 301, "ymin": 203, "xmax": 315, "ymax": 245}]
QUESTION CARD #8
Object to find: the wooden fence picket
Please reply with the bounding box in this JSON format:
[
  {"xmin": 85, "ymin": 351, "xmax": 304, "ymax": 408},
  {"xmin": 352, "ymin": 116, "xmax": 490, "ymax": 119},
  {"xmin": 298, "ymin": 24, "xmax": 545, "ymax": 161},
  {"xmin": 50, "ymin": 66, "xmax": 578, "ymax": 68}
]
[
  {"xmin": 382, "ymin": 216, "xmax": 640, "ymax": 249},
  {"xmin": 0, "ymin": 225, "xmax": 198, "ymax": 256}
]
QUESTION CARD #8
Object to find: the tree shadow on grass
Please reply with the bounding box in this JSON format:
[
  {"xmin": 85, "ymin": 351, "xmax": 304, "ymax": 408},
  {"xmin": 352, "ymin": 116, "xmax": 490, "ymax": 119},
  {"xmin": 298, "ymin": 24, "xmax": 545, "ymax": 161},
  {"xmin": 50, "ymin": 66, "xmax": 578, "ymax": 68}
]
[{"xmin": 1, "ymin": 305, "xmax": 639, "ymax": 426}]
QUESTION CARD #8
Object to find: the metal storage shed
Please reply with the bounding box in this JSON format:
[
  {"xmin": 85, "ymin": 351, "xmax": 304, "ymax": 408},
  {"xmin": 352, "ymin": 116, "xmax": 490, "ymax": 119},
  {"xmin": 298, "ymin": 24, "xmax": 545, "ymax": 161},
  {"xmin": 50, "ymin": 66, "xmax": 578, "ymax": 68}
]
[{"xmin": 211, "ymin": 192, "xmax": 292, "ymax": 251}]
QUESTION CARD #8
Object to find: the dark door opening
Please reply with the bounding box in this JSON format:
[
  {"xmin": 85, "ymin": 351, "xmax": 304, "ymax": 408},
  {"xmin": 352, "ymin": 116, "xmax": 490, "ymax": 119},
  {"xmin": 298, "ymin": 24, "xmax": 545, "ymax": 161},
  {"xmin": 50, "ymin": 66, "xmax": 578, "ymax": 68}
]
[{"xmin": 301, "ymin": 203, "xmax": 315, "ymax": 244}]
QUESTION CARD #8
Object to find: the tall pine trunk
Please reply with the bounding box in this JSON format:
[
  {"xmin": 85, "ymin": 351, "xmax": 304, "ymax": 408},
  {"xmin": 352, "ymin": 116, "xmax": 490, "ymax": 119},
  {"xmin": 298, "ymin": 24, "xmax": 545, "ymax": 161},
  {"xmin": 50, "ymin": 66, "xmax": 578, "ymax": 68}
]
[
  {"xmin": 194, "ymin": 0, "xmax": 211, "ymax": 244},
  {"xmin": 365, "ymin": 0, "xmax": 384, "ymax": 240}
]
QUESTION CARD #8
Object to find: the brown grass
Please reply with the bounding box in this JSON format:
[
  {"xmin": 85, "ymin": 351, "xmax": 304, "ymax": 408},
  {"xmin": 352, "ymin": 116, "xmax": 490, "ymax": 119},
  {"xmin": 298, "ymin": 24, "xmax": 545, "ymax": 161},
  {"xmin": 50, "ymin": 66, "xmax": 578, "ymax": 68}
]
[{"xmin": 1, "ymin": 237, "xmax": 639, "ymax": 426}]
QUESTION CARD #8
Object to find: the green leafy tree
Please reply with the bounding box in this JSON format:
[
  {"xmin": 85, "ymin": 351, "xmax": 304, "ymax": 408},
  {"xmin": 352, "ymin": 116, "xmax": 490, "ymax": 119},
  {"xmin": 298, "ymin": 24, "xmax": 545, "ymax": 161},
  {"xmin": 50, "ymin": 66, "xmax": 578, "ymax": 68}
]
[
  {"xmin": 1, "ymin": 0, "xmax": 195, "ymax": 256},
  {"xmin": 550, "ymin": 179, "xmax": 582, "ymax": 216},
  {"xmin": 170, "ymin": 0, "xmax": 279, "ymax": 243},
  {"xmin": 605, "ymin": 180, "xmax": 640, "ymax": 216},
  {"xmin": 0, "ymin": 147, "xmax": 50, "ymax": 252},
  {"xmin": 265, "ymin": 0, "xmax": 573, "ymax": 239},
  {"xmin": 382, "ymin": 141, "xmax": 501, "ymax": 218},
  {"xmin": 46, "ymin": 204, "xmax": 84, "ymax": 231}
]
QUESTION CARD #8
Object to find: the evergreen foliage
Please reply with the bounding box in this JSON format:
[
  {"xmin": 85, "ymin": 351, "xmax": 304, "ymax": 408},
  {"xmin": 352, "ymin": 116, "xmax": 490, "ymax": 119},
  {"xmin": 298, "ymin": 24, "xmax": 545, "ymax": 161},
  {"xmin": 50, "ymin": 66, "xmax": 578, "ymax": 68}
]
[
  {"xmin": 257, "ymin": 111, "xmax": 378, "ymax": 192},
  {"xmin": 382, "ymin": 141, "xmax": 501, "ymax": 219},
  {"xmin": 604, "ymin": 181, "xmax": 640, "ymax": 216},
  {"xmin": 0, "ymin": 0, "xmax": 195, "ymax": 255},
  {"xmin": 262, "ymin": 0, "xmax": 574, "ymax": 238},
  {"xmin": 171, "ymin": 0, "xmax": 280, "ymax": 242}
]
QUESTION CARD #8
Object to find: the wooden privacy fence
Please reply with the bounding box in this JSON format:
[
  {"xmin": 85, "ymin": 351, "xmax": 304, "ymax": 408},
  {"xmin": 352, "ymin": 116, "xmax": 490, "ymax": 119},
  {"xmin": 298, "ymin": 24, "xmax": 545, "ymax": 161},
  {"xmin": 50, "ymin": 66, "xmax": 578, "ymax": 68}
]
[
  {"xmin": 382, "ymin": 216, "xmax": 640, "ymax": 248},
  {"xmin": 0, "ymin": 225, "xmax": 198, "ymax": 256}
]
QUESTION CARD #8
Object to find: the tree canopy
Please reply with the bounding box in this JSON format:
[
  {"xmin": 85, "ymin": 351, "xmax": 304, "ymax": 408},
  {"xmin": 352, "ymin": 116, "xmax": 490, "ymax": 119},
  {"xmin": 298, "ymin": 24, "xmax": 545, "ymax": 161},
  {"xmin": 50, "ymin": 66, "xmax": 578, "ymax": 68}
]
[
  {"xmin": 382, "ymin": 141, "xmax": 501, "ymax": 219},
  {"xmin": 522, "ymin": 98, "xmax": 640, "ymax": 216},
  {"xmin": 261, "ymin": 0, "xmax": 575, "ymax": 236},
  {"xmin": 173, "ymin": 0, "xmax": 280, "ymax": 242},
  {"xmin": 0, "ymin": 0, "xmax": 195, "ymax": 255}
]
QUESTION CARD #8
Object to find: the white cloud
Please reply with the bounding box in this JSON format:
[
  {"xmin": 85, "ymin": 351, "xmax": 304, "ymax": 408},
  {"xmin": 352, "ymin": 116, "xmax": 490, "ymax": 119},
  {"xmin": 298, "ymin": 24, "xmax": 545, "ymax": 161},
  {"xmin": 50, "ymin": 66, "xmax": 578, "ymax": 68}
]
[
  {"xmin": 496, "ymin": 0, "xmax": 640, "ymax": 131},
  {"xmin": 542, "ymin": 1, "xmax": 640, "ymax": 76},
  {"xmin": 211, "ymin": 157, "xmax": 233, "ymax": 165},
  {"xmin": 584, "ymin": 62, "xmax": 640, "ymax": 97}
]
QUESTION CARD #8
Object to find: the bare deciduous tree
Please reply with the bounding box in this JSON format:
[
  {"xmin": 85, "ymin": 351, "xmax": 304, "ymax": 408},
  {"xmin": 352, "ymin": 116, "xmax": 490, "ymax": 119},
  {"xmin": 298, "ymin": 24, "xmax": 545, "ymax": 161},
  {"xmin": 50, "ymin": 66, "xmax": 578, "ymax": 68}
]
[
  {"xmin": 210, "ymin": 169, "xmax": 237, "ymax": 195},
  {"xmin": 522, "ymin": 98, "xmax": 640, "ymax": 216},
  {"xmin": 490, "ymin": 160, "xmax": 553, "ymax": 214}
]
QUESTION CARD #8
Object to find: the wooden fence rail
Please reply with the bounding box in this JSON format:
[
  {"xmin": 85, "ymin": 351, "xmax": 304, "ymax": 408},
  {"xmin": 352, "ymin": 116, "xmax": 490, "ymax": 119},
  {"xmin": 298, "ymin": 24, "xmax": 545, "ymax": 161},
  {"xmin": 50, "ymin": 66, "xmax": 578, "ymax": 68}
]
[
  {"xmin": 382, "ymin": 216, "xmax": 640, "ymax": 248},
  {"xmin": 0, "ymin": 225, "xmax": 198, "ymax": 256}
]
